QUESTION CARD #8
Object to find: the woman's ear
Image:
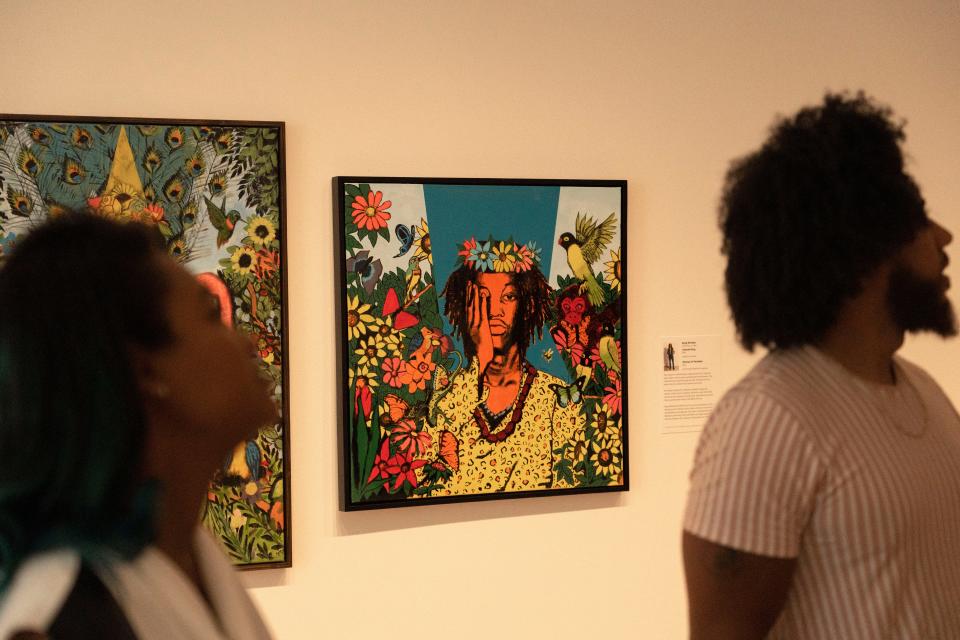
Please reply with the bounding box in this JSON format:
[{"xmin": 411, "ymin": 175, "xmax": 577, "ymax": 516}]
[{"xmin": 127, "ymin": 346, "xmax": 170, "ymax": 403}]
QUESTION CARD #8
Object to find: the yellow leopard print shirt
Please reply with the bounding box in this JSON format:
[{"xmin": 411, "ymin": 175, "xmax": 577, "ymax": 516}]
[{"xmin": 418, "ymin": 358, "xmax": 586, "ymax": 496}]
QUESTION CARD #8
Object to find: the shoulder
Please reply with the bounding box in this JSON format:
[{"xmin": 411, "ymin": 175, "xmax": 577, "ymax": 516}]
[
  {"xmin": 721, "ymin": 347, "xmax": 845, "ymax": 422},
  {"xmin": 0, "ymin": 550, "xmax": 136, "ymax": 639},
  {"xmin": 528, "ymin": 368, "xmax": 574, "ymax": 406},
  {"xmin": 701, "ymin": 348, "xmax": 832, "ymax": 456},
  {"xmin": 531, "ymin": 367, "xmax": 567, "ymax": 389},
  {"xmin": 896, "ymin": 354, "xmax": 944, "ymax": 392},
  {"xmin": 0, "ymin": 549, "xmax": 80, "ymax": 637},
  {"xmin": 895, "ymin": 354, "xmax": 960, "ymax": 423}
]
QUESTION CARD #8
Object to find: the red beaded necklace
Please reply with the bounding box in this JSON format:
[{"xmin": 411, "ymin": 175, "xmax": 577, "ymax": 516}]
[{"xmin": 474, "ymin": 362, "xmax": 538, "ymax": 443}]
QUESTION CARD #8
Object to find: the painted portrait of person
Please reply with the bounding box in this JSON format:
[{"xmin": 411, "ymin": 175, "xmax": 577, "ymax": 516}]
[
  {"xmin": 341, "ymin": 180, "xmax": 625, "ymax": 508},
  {"xmin": 417, "ymin": 237, "xmax": 586, "ymax": 495}
]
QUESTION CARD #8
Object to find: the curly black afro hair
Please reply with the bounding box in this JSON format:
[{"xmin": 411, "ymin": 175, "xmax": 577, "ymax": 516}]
[{"xmin": 720, "ymin": 91, "xmax": 928, "ymax": 351}]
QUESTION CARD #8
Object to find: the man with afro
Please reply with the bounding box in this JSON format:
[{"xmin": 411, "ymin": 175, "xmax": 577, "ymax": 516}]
[{"xmin": 683, "ymin": 93, "xmax": 960, "ymax": 638}]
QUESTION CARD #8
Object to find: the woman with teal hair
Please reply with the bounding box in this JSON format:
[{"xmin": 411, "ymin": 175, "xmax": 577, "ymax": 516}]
[{"xmin": 0, "ymin": 214, "xmax": 276, "ymax": 638}]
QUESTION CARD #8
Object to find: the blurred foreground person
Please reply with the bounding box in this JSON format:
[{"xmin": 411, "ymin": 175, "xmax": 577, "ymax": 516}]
[
  {"xmin": 683, "ymin": 93, "xmax": 960, "ymax": 638},
  {"xmin": 0, "ymin": 214, "xmax": 276, "ymax": 639}
]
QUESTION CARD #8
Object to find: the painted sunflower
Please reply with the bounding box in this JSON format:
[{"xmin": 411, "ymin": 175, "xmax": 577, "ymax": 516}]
[
  {"xmin": 99, "ymin": 182, "xmax": 145, "ymax": 218},
  {"xmin": 491, "ymin": 241, "xmax": 517, "ymax": 273},
  {"xmin": 605, "ymin": 248, "xmax": 621, "ymax": 292},
  {"xmin": 246, "ymin": 216, "xmax": 277, "ymax": 248},
  {"xmin": 413, "ymin": 217, "xmax": 431, "ymax": 262},
  {"xmin": 231, "ymin": 246, "xmax": 258, "ymax": 275},
  {"xmin": 354, "ymin": 334, "xmax": 388, "ymax": 369},
  {"xmin": 589, "ymin": 440, "xmax": 622, "ymax": 478},
  {"xmin": 346, "ymin": 295, "xmax": 376, "ymax": 341},
  {"xmin": 590, "ymin": 405, "xmax": 621, "ymax": 449}
]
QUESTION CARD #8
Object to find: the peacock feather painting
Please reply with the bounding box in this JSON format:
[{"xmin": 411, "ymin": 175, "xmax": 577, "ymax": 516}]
[
  {"xmin": 0, "ymin": 115, "xmax": 289, "ymax": 567},
  {"xmin": 337, "ymin": 177, "xmax": 628, "ymax": 510}
]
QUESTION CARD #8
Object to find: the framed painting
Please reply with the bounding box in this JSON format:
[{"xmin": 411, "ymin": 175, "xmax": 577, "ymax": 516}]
[
  {"xmin": 336, "ymin": 177, "xmax": 628, "ymax": 510},
  {"xmin": 0, "ymin": 115, "xmax": 290, "ymax": 568}
]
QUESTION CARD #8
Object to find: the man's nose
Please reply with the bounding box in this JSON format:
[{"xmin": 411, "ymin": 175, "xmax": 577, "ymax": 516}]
[{"xmin": 931, "ymin": 219, "xmax": 953, "ymax": 247}]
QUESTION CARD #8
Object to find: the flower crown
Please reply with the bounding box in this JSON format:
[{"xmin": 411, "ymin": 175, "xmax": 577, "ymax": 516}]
[{"xmin": 456, "ymin": 236, "xmax": 542, "ymax": 274}]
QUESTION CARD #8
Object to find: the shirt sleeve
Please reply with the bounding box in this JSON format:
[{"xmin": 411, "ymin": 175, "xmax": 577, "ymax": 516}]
[{"xmin": 683, "ymin": 390, "xmax": 824, "ymax": 558}]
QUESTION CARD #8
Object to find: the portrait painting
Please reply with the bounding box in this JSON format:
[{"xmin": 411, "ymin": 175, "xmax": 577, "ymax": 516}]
[
  {"xmin": 0, "ymin": 115, "xmax": 290, "ymax": 567},
  {"xmin": 337, "ymin": 177, "xmax": 628, "ymax": 510}
]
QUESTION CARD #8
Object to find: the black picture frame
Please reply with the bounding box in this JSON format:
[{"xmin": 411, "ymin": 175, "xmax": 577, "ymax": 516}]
[{"xmin": 336, "ymin": 176, "xmax": 628, "ymax": 511}]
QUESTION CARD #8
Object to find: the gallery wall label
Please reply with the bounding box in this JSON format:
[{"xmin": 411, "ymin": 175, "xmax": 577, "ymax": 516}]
[{"xmin": 660, "ymin": 335, "xmax": 721, "ymax": 434}]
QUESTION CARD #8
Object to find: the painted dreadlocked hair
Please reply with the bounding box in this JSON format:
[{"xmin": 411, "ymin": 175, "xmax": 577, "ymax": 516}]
[{"xmin": 442, "ymin": 264, "xmax": 553, "ymax": 361}]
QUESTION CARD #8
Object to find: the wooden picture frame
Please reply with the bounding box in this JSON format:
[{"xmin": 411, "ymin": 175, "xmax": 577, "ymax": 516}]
[{"xmin": 0, "ymin": 114, "xmax": 291, "ymax": 568}]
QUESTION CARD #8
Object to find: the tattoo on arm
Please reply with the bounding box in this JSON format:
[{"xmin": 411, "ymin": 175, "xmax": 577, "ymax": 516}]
[{"xmin": 712, "ymin": 546, "xmax": 743, "ymax": 575}]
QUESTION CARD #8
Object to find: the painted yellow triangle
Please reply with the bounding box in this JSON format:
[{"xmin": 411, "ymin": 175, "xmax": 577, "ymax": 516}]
[{"xmin": 103, "ymin": 126, "xmax": 144, "ymax": 197}]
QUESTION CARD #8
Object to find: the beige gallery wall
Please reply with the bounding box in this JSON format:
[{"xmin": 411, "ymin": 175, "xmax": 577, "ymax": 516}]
[{"xmin": 4, "ymin": 0, "xmax": 959, "ymax": 637}]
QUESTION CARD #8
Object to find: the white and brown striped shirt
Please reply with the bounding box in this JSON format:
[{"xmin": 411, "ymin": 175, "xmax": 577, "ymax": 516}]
[{"xmin": 684, "ymin": 346, "xmax": 960, "ymax": 638}]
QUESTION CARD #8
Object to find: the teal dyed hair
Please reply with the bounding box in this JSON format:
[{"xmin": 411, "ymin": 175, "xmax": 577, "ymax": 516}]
[{"xmin": 0, "ymin": 213, "xmax": 172, "ymax": 589}]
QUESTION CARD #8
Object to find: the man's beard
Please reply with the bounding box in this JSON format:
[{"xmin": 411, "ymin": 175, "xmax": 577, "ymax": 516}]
[{"xmin": 888, "ymin": 265, "xmax": 957, "ymax": 337}]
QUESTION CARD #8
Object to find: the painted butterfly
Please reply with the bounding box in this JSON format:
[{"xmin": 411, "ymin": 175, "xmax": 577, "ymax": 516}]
[
  {"xmin": 549, "ymin": 375, "xmax": 587, "ymax": 408},
  {"xmin": 393, "ymin": 223, "xmax": 414, "ymax": 258},
  {"xmin": 382, "ymin": 394, "xmax": 409, "ymax": 426},
  {"xmin": 438, "ymin": 430, "xmax": 460, "ymax": 471},
  {"xmin": 382, "ymin": 287, "xmax": 419, "ymax": 330}
]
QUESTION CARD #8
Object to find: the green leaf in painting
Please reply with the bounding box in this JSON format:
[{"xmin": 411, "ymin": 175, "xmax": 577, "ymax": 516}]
[
  {"xmin": 156, "ymin": 221, "xmax": 174, "ymax": 238},
  {"xmin": 558, "ymin": 458, "xmax": 575, "ymax": 486},
  {"xmin": 344, "ymin": 183, "xmax": 361, "ymax": 198},
  {"xmin": 366, "ymin": 427, "xmax": 380, "ymax": 480},
  {"xmin": 269, "ymin": 475, "xmax": 283, "ymax": 500},
  {"xmin": 355, "ymin": 411, "xmax": 369, "ymax": 487}
]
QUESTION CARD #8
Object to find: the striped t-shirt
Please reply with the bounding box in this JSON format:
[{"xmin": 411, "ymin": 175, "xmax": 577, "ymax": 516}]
[{"xmin": 684, "ymin": 346, "xmax": 960, "ymax": 638}]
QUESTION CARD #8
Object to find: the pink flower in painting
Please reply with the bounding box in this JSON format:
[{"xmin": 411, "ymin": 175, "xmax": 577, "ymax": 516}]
[
  {"xmin": 388, "ymin": 419, "xmax": 433, "ymax": 457},
  {"xmin": 515, "ymin": 244, "xmax": 534, "ymax": 272},
  {"xmin": 381, "ymin": 357, "xmax": 407, "ymax": 388},
  {"xmin": 145, "ymin": 202, "xmax": 165, "ymax": 223},
  {"xmin": 588, "ymin": 345, "xmax": 605, "ymax": 368},
  {"xmin": 603, "ymin": 376, "xmax": 622, "ymax": 416},
  {"xmin": 351, "ymin": 191, "xmax": 392, "ymax": 231},
  {"xmin": 366, "ymin": 439, "xmax": 393, "ymax": 484},
  {"xmin": 384, "ymin": 450, "xmax": 428, "ymax": 491},
  {"xmin": 458, "ymin": 236, "xmax": 478, "ymax": 261}
]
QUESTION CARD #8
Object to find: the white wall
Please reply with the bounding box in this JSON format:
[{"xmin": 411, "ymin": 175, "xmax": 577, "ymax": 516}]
[{"xmin": 5, "ymin": 1, "xmax": 958, "ymax": 636}]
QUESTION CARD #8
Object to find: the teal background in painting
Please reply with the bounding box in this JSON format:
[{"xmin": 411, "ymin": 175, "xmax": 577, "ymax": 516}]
[{"xmin": 423, "ymin": 184, "xmax": 569, "ymax": 380}]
